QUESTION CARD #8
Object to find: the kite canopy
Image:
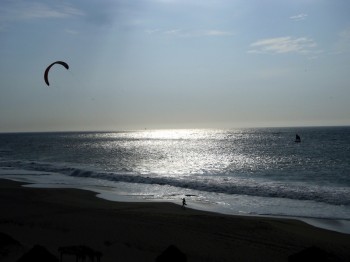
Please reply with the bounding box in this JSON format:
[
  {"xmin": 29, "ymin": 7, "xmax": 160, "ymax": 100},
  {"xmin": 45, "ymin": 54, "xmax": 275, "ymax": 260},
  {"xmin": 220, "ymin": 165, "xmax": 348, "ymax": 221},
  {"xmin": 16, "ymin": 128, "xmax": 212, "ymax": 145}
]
[{"xmin": 44, "ymin": 61, "xmax": 69, "ymax": 86}]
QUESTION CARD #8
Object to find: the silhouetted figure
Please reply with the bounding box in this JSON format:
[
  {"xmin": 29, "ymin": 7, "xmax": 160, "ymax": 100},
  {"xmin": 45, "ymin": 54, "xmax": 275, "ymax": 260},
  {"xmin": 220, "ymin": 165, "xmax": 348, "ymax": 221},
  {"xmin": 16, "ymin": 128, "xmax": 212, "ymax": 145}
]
[
  {"xmin": 182, "ymin": 198, "xmax": 187, "ymax": 208},
  {"xmin": 295, "ymin": 134, "xmax": 301, "ymax": 143},
  {"xmin": 58, "ymin": 245, "xmax": 102, "ymax": 262},
  {"xmin": 156, "ymin": 245, "xmax": 187, "ymax": 262},
  {"xmin": 17, "ymin": 245, "xmax": 58, "ymax": 262}
]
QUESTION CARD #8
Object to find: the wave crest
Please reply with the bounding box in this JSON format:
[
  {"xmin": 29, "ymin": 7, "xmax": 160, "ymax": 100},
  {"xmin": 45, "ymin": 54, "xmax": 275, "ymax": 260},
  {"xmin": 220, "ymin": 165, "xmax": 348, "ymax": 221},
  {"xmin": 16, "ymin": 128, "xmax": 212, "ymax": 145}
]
[{"xmin": 1, "ymin": 160, "xmax": 349, "ymax": 206}]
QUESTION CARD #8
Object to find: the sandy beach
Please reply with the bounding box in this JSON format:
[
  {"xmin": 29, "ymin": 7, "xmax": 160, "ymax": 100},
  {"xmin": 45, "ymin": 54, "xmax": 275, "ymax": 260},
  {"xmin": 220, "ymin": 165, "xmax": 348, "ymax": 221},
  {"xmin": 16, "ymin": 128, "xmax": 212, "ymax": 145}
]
[{"xmin": 1, "ymin": 179, "xmax": 350, "ymax": 262}]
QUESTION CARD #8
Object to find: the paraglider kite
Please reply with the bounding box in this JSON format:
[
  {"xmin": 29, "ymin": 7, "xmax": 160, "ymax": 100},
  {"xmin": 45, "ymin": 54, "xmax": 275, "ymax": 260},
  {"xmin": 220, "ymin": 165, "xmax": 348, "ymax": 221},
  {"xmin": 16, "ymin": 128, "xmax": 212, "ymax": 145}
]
[{"xmin": 44, "ymin": 61, "xmax": 69, "ymax": 86}]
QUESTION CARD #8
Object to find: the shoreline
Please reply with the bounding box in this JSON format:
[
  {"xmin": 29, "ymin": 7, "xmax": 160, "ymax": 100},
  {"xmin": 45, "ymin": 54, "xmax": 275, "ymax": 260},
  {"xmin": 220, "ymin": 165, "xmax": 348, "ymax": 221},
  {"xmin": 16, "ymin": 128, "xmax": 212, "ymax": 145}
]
[
  {"xmin": 1, "ymin": 178, "xmax": 350, "ymax": 261},
  {"xmin": 19, "ymin": 177, "xmax": 350, "ymax": 235},
  {"xmin": 95, "ymin": 186, "xmax": 350, "ymax": 235}
]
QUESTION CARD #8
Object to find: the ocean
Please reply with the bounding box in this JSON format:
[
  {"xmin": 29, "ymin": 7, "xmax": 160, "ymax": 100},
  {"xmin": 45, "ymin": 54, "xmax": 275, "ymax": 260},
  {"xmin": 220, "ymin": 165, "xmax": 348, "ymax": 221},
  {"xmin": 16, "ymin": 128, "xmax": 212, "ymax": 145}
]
[{"xmin": 1, "ymin": 127, "xmax": 350, "ymax": 232}]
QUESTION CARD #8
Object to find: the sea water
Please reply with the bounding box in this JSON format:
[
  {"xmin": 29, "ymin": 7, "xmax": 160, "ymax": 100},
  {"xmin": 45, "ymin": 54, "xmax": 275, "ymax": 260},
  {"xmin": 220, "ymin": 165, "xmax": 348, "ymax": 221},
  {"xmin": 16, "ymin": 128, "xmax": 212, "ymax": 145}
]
[{"xmin": 1, "ymin": 127, "xmax": 350, "ymax": 232}]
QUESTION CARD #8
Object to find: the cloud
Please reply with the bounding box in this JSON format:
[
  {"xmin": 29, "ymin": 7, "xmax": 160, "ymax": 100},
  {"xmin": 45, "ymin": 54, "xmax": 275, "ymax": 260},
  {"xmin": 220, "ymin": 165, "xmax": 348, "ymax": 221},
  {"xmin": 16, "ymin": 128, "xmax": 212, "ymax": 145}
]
[
  {"xmin": 201, "ymin": 30, "xmax": 234, "ymax": 36},
  {"xmin": 145, "ymin": 28, "xmax": 161, "ymax": 34},
  {"xmin": 290, "ymin": 13, "xmax": 308, "ymax": 21},
  {"xmin": 21, "ymin": 3, "xmax": 84, "ymax": 19},
  {"xmin": 147, "ymin": 28, "xmax": 234, "ymax": 37},
  {"xmin": 0, "ymin": 1, "xmax": 84, "ymax": 23},
  {"xmin": 248, "ymin": 36, "xmax": 317, "ymax": 55}
]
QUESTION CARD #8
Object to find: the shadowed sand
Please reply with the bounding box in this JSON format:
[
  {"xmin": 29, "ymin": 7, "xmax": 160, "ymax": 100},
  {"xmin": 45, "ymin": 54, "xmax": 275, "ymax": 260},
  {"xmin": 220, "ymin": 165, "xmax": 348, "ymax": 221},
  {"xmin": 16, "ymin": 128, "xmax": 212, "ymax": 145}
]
[{"xmin": 0, "ymin": 179, "xmax": 350, "ymax": 261}]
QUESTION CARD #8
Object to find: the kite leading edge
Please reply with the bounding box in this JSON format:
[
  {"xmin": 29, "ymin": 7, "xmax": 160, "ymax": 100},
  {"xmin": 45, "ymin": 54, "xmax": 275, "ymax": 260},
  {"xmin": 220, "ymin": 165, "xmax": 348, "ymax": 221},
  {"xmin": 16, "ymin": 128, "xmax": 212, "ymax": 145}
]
[{"xmin": 44, "ymin": 61, "xmax": 69, "ymax": 86}]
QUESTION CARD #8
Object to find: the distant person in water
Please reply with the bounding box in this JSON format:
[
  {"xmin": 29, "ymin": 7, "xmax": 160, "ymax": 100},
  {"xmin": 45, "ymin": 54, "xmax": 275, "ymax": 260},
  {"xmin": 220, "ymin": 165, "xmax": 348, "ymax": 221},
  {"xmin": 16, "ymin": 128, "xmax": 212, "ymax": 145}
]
[{"xmin": 182, "ymin": 198, "xmax": 187, "ymax": 208}]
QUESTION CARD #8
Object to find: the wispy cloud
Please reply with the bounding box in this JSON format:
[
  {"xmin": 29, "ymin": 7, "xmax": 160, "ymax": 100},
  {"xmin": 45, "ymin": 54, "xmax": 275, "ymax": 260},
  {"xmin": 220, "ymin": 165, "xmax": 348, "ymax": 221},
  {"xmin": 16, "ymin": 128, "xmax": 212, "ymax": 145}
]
[
  {"xmin": 202, "ymin": 30, "xmax": 234, "ymax": 36},
  {"xmin": 290, "ymin": 13, "xmax": 308, "ymax": 22},
  {"xmin": 0, "ymin": 1, "xmax": 84, "ymax": 23},
  {"xmin": 146, "ymin": 28, "xmax": 234, "ymax": 37},
  {"xmin": 145, "ymin": 29, "xmax": 161, "ymax": 34},
  {"xmin": 65, "ymin": 29, "xmax": 79, "ymax": 35},
  {"xmin": 248, "ymin": 36, "xmax": 317, "ymax": 55}
]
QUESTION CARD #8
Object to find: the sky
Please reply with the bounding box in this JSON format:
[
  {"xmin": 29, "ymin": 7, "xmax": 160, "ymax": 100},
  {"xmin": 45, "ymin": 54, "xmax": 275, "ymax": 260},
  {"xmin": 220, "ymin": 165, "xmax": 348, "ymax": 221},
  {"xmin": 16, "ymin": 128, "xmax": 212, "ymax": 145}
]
[{"xmin": 1, "ymin": 0, "xmax": 350, "ymax": 132}]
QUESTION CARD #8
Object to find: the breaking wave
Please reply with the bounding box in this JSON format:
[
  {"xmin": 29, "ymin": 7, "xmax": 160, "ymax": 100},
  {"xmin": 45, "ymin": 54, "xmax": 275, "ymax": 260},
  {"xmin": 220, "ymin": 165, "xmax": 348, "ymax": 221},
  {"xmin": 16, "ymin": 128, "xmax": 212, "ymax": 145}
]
[{"xmin": 1, "ymin": 159, "xmax": 349, "ymax": 206}]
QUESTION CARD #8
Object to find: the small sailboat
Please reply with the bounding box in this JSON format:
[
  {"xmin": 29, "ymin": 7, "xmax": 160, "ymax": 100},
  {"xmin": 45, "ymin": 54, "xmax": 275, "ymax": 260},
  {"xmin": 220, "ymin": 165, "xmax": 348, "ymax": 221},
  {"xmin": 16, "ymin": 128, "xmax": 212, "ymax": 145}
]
[{"xmin": 295, "ymin": 134, "xmax": 301, "ymax": 143}]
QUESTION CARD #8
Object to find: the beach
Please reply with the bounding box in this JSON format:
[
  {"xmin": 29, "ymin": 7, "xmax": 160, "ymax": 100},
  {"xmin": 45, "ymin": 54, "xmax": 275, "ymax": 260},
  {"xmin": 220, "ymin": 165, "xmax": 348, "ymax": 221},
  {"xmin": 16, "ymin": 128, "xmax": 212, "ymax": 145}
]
[{"xmin": 0, "ymin": 179, "xmax": 350, "ymax": 261}]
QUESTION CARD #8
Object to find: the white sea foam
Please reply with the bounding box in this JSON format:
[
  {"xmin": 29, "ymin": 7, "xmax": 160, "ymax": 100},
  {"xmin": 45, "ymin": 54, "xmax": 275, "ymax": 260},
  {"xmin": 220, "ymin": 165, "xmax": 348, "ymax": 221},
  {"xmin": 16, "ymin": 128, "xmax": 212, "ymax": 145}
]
[{"xmin": 1, "ymin": 169, "xmax": 350, "ymax": 234}]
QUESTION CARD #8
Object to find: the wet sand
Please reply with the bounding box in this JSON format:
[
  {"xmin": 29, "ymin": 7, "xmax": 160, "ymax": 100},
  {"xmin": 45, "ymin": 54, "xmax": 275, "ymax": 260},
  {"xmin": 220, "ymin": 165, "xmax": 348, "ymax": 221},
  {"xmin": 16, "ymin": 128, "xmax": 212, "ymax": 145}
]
[{"xmin": 1, "ymin": 178, "xmax": 350, "ymax": 261}]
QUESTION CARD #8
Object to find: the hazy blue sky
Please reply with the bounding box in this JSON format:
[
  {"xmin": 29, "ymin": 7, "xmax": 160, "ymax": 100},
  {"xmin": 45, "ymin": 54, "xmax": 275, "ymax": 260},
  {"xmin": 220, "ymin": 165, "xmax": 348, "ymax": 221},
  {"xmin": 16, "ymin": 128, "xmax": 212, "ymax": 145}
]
[{"xmin": 1, "ymin": 0, "xmax": 350, "ymax": 132}]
